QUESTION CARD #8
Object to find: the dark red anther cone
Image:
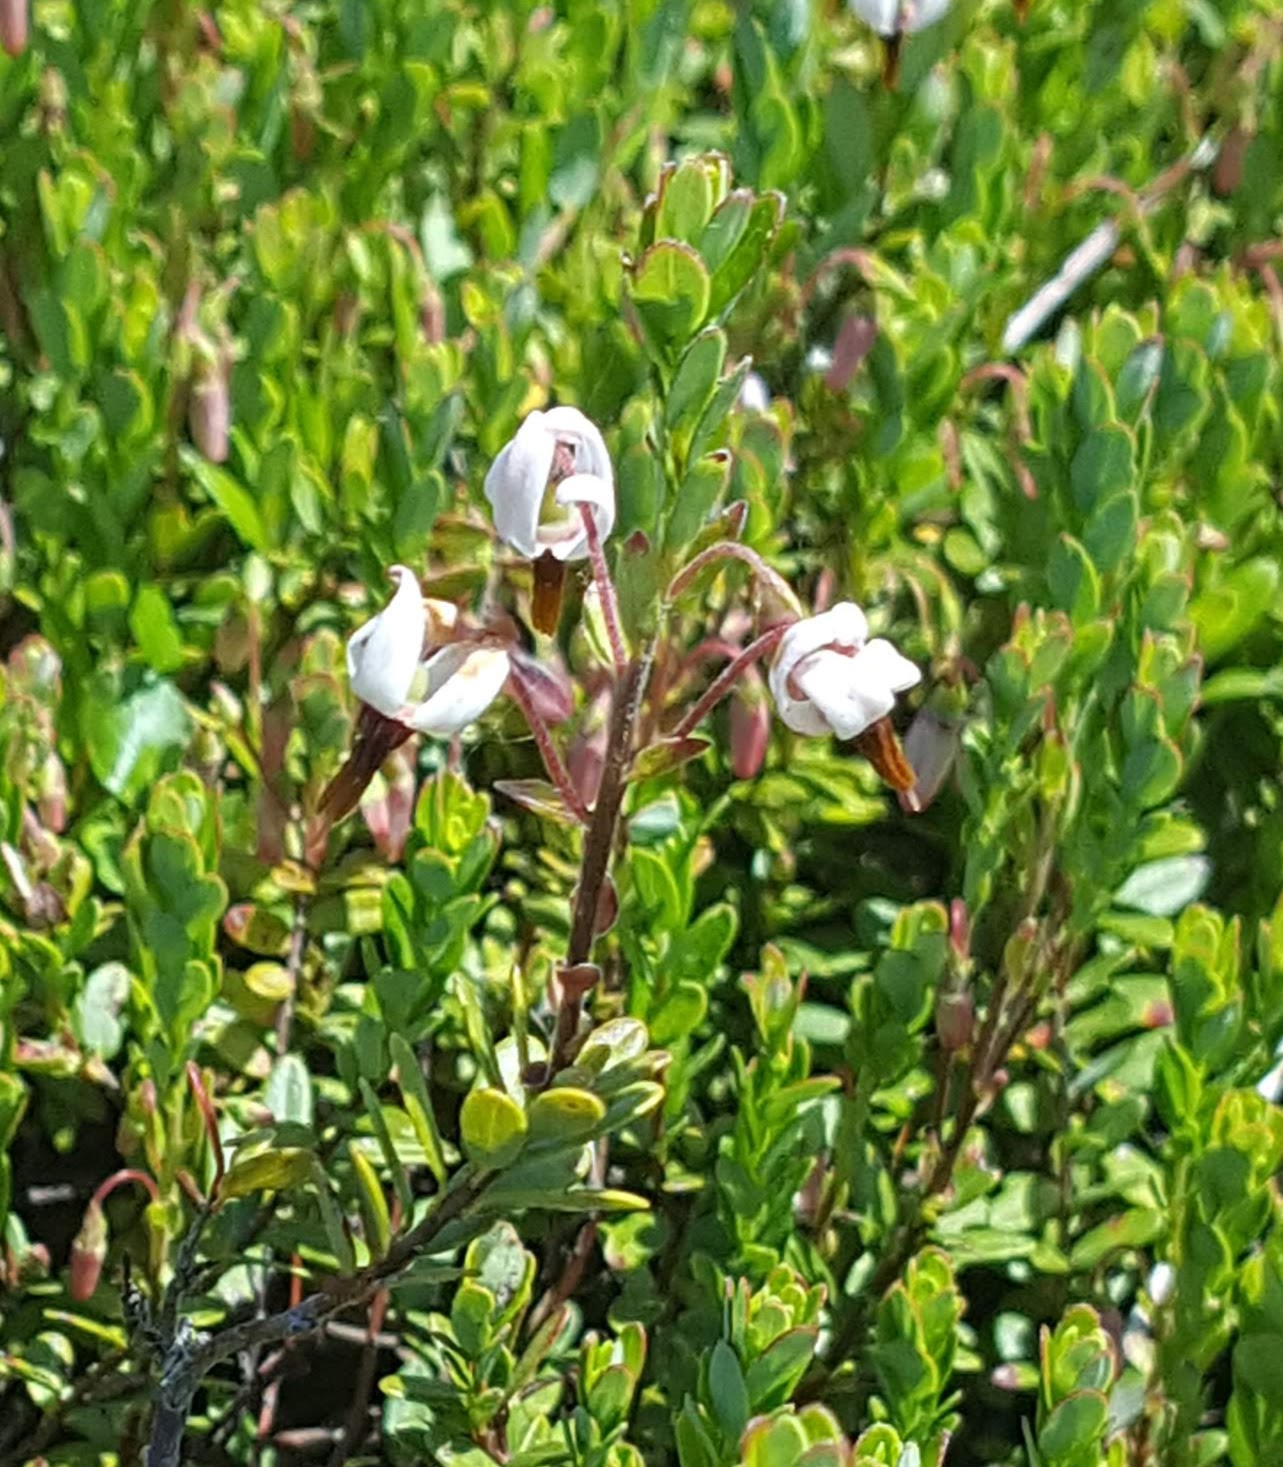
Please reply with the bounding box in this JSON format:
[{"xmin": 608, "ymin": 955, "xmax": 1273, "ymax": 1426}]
[
  {"xmin": 881, "ymin": 32, "xmax": 902, "ymax": 89},
  {"xmin": 531, "ymin": 552, "xmax": 566, "ymax": 636},
  {"xmin": 320, "ymin": 703, "xmax": 413, "ymax": 821},
  {"xmin": 853, "ymin": 715, "xmax": 918, "ymax": 803}
]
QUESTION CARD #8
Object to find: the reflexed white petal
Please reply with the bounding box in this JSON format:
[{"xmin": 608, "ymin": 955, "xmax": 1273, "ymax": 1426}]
[
  {"xmin": 484, "ymin": 411, "xmax": 555, "ymax": 557},
  {"xmin": 537, "ymin": 472, "xmax": 617, "ymax": 562},
  {"xmin": 859, "ymin": 637, "xmax": 923, "ymax": 694},
  {"xmin": 404, "ymin": 646, "xmax": 511, "ymax": 736},
  {"xmin": 739, "ymin": 372, "xmax": 771, "ymax": 413},
  {"xmin": 848, "ymin": 0, "xmax": 901, "ymax": 36},
  {"xmin": 347, "ymin": 565, "xmax": 425, "ymax": 718},
  {"xmin": 543, "ymin": 406, "xmax": 612, "ymax": 485},
  {"xmin": 768, "ymin": 601, "xmax": 869, "ymax": 730},
  {"xmin": 794, "ymin": 648, "xmax": 895, "ymax": 740},
  {"xmin": 768, "ymin": 603, "xmax": 920, "ymax": 741}
]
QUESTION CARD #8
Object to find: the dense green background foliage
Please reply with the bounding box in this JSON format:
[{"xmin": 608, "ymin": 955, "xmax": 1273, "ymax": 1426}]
[{"xmin": 3, "ymin": 1, "xmax": 1283, "ymax": 1464}]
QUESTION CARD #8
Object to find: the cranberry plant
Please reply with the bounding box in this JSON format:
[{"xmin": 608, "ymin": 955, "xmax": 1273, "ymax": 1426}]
[{"xmin": 2, "ymin": 3, "xmax": 1283, "ymax": 1467}]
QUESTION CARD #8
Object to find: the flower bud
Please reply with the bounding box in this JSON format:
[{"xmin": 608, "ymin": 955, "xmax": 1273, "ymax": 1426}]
[
  {"xmin": 936, "ymin": 990, "xmax": 974, "ymax": 1052},
  {"xmin": 949, "ymin": 898, "xmax": 970, "ymax": 963},
  {"xmin": 69, "ymin": 1198, "xmax": 107, "ymax": 1302},
  {"xmin": 729, "ymin": 677, "xmax": 770, "ymax": 780},
  {"xmin": 0, "ymin": 0, "xmax": 28, "ymax": 57},
  {"xmin": 189, "ymin": 358, "xmax": 230, "ymax": 463}
]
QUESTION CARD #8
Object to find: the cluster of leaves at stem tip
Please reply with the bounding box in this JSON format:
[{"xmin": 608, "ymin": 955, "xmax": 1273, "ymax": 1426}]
[{"xmin": 4, "ymin": 3, "xmax": 1283, "ymax": 1467}]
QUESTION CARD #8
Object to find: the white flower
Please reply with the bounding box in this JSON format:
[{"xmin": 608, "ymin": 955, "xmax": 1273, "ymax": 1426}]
[
  {"xmin": 484, "ymin": 406, "xmax": 615, "ymax": 561},
  {"xmin": 1147, "ymin": 1262, "xmax": 1176, "ymax": 1308},
  {"xmin": 768, "ymin": 602, "xmax": 921, "ymax": 740},
  {"xmin": 347, "ymin": 566, "xmax": 425, "ymax": 720},
  {"xmin": 849, "ymin": 0, "xmax": 951, "ymax": 36},
  {"xmin": 739, "ymin": 372, "xmax": 771, "ymax": 414},
  {"xmin": 347, "ymin": 566, "xmax": 510, "ymax": 736}
]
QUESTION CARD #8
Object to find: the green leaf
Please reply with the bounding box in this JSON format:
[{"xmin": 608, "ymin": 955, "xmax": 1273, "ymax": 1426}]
[
  {"xmin": 222, "ymin": 1146, "xmax": 315, "ymax": 1200},
  {"xmin": 460, "ymin": 1087, "xmax": 528, "ymax": 1168},
  {"xmin": 1070, "ymin": 425, "xmax": 1134, "ymax": 512},
  {"xmin": 667, "ymin": 452, "xmax": 732, "ymax": 549},
  {"xmin": 83, "ymin": 678, "xmax": 191, "ymax": 805},
  {"xmin": 707, "ymin": 1339, "xmax": 750, "ymax": 1442},
  {"xmin": 348, "ymin": 1140, "xmax": 391, "ymax": 1258},
  {"xmin": 1082, "ymin": 490, "xmax": 1137, "ymax": 575},
  {"xmin": 649, "ymin": 981, "xmax": 708, "ymax": 1046},
  {"xmin": 265, "ymin": 1054, "xmax": 313, "ymax": 1127},
  {"xmin": 182, "ymin": 449, "xmax": 270, "ymax": 552},
  {"xmin": 528, "ymin": 1087, "xmax": 606, "ymax": 1145},
  {"xmin": 1037, "ymin": 1391, "xmax": 1109, "ymax": 1459},
  {"xmin": 666, "ymin": 328, "xmax": 728, "ymax": 434},
  {"xmin": 656, "ymin": 157, "xmax": 718, "ymax": 245},
  {"xmin": 707, "ymin": 193, "xmax": 782, "ymax": 318},
  {"xmin": 630, "ymin": 241, "xmax": 711, "ymax": 358},
  {"xmin": 360, "ymin": 1079, "xmax": 414, "ymax": 1217},
  {"xmin": 1047, "ymin": 535, "xmax": 1101, "ymax": 623},
  {"xmin": 130, "ymin": 586, "xmax": 186, "ymax": 674},
  {"xmin": 1190, "ymin": 557, "xmax": 1280, "ymax": 664},
  {"xmin": 744, "ymin": 1328, "xmax": 818, "ymax": 1412},
  {"xmin": 1235, "ymin": 1334, "xmax": 1283, "ymax": 1408},
  {"xmin": 1114, "ymin": 856, "xmax": 1211, "ymax": 917},
  {"xmin": 390, "ymin": 1033, "xmax": 448, "ymax": 1186}
]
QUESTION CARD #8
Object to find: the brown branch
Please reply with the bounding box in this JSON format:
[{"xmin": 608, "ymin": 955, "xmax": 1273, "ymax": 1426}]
[
  {"xmin": 551, "ymin": 653, "xmax": 652, "ymax": 1071},
  {"xmin": 146, "ymin": 1171, "xmax": 493, "ymax": 1467}
]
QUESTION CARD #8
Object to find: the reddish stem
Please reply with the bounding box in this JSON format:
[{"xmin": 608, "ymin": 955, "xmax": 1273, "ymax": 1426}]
[
  {"xmin": 580, "ymin": 505, "xmax": 627, "ymax": 674},
  {"xmin": 186, "ymin": 1061, "xmax": 226, "ymax": 1195},
  {"xmin": 667, "ymin": 540, "xmax": 802, "ymax": 617},
  {"xmin": 508, "ymin": 664, "xmax": 591, "ymax": 824},
  {"xmin": 91, "ymin": 1168, "xmax": 161, "ymax": 1211},
  {"xmin": 669, "ymin": 625, "xmax": 788, "ymax": 741}
]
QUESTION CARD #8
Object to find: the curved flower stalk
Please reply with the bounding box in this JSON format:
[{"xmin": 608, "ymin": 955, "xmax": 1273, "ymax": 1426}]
[
  {"xmin": 484, "ymin": 407, "xmax": 616, "ymax": 635},
  {"xmin": 768, "ymin": 602, "xmax": 923, "ymax": 802},
  {"xmin": 320, "ymin": 566, "xmax": 510, "ymax": 821}
]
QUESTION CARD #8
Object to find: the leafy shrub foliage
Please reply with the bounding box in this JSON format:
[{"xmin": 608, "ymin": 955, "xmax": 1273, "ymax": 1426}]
[{"xmin": 2, "ymin": 2, "xmax": 1283, "ymax": 1466}]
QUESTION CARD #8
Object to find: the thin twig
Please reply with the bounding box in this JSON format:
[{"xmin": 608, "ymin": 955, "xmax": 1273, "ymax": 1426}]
[
  {"xmin": 145, "ymin": 1171, "xmax": 493, "ymax": 1467},
  {"xmin": 327, "ymin": 1288, "xmax": 388, "ymax": 1467},
  {"xmin": 580, "ymin": 505, "xmax": 627, "ymax": 674},
  {"xmin": 669, "ymin": 625, "xmax": 787, "ymax": 741}
]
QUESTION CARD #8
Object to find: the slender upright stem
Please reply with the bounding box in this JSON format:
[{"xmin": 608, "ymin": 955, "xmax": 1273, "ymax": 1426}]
[
  {"xmin": 507, "ymin": 665, "xmax": 591, "ymax": 824},
  {"xmin": 551, "ymin": 653, "xmax": 652, "ymax": 1071},
  {"xmin": 580, "ymin": 505, "xmax": 628, "ymax": 674},
  {"xmin": 669, "ymin": 625, "xmax": 788, "ymax": 741}
]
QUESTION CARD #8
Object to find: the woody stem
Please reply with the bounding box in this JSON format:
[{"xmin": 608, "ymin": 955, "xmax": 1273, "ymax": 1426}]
[
  {"xmin": 579, "ymin": 505, "xmax": 628, "ymax": 674},
  {"xmin": 551, "ymin": 653, "xmax": 651, "ymax": 1072}
]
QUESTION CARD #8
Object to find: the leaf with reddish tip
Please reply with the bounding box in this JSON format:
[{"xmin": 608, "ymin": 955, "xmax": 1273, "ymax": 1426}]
[
  {"xmin": 494, "ymin": 778, "xmax": 584, "ymax": 826},
  {"xmin": 222, "ymin": 903, "xmax": 292, "ymax": 956},
  {"xmin": 630, "ymin": 736, "xmax": 711, "ymax": 781},
  {"xmin": 510, "ymin": 650, "xmax": 574, "ymax": 725}
]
